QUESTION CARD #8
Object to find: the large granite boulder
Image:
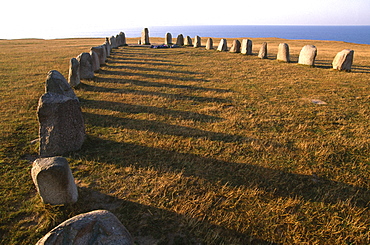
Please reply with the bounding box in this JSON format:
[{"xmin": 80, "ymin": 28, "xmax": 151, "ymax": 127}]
[
  {"xmin": 176, "ymin": 34, "xmax": 184, "ymax": 46},
  {"xmin": 193, "ymin": 35, "xmax": 201, "ymax": 48},
  {"xmin": 76, "ymin": 52, "xmax": 94, "ymax": 79},
  {"xmin": 36, "ymin": 210, "xmax": 133, "ymax": 245},
  {"xmin": 38, "ymin": 71, "xmax": 85, "ymax": 157},
  {"xmin": 31, "ymin": 156, "xmax": 78, "ymax": 205},
  {"xmin": 206, "ymin": 38, "xmax": 213, "ymax": 50},
  {"xmin": 141, "ymin": 28, "xmax": 150, "ymax": 45},
  {"xmin": 258, "ymin": 42, "xmax": 268, "ymax": 59},
  {"xmin": 298, "ymin": 45, "xmax": 317, "ymax": 66},
  {"xmin": 67, "ymin": 58, "xmax": 80, "ymax": 88},
  {"xmin": 90, "ymin": 50, "xmax": 100, "ymax": 73},
  {"xmin": 91, "ymin": 45, "xmax": 106, "ymax": 65},
  {"xmin": 165, "ymin": 32, "xmax": 172, "ymax": 45},
  {"xmin": 332, "ymin": 49, "xmax": 354, "ymax": 71},
  {"xmin": 217, "ymin": 39, "xmax": 228, "ymax": 51},
  {"xmin": 241, "ymin": 39, "xmax": 252, "ymax": 55},
  {"xmin": 277, "ymin": 43, "xmax": 290, "ymax": 62},
  {"xmin": 229, "ymin": 40, "xmax": 241, "ymax": 53}
]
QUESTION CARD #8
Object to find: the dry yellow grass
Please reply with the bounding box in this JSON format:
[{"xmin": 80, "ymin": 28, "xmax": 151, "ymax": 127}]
[{"xmin": 0, "ymin": 36, "xmax": 369, "ymax": 244}]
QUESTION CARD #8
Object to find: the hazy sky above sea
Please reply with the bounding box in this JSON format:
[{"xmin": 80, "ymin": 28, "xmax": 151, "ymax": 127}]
[{"xmin": 1, "ymin": 0, "xmax": 369, "ymax": 39}]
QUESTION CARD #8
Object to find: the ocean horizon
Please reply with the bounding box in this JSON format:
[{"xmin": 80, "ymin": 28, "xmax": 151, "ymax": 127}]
[{"xmin": 74, "ymin": 25, "xmax": 370, "ymax": 45}]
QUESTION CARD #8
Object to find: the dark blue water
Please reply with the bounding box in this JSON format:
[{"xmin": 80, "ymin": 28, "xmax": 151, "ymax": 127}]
[{"xmin": 113, "ymin": 25, "xmax": 370, "ymax": 45}]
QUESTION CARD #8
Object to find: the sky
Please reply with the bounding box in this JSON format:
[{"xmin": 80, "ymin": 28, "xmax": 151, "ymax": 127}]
[{"xmin": 1, "ymin": 0, "xmax": 369, "ymax": 39}]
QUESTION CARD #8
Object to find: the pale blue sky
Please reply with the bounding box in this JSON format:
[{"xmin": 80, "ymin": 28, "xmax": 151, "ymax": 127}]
[{"xmin": 1, "ymin": 0, "xmax": 369, "ymax": 39}]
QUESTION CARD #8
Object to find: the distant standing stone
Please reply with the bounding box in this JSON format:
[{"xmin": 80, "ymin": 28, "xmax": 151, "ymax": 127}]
[
  {"xmin": 184, "ymin": 36, "xmax": 192, "ymax": 46},
  {"xmin": 90, "ymin": 50, "xmax": 100, "ymax": 73},
  {"xmin": 241, "ymin": 39, "xmax": 253, "ymax": 55},
  {"xmin": 193, "ymin": 35, "xmax": 201, "ymax": 48},
  {"xmin": 31, "ymin": 156, "xmax": 78, "ymax": 205},
  {"xmin": 110, "ymin": 36, "xmax": 118, "ymax": 49},
  {"xmin": 141, "ymin": 28, "xmax": 150, "ymax": 45},
  {"xmin": 277, "ymin": 43, "xmax": 290, "ymax": 62},
  {"xmin": 36, "ymin": 210, "xmax": 133, "ymax": 245},
  {"xmin": 176, "ymin": 34, "xmax": 184, "ymax": 46},
  {"xmin": 258, "ymin": 42, "xmax": 268, "ymax": 59},
  {"xmin": 206, "ymin": 38, "xmax": 213, "ymax": 50},
  {"xmin": 68, "ymin": 58, "xmax": 80, "ymax": 87},
  {"xmin": 332, "ymin": 49, "xmax": 354, "ymax": 71},
  {"xmin": 217, "ymin": 39, "xmax": 228, "ymax": 51},
  {"xmin": 91, "ymin": 45, "xmax": 106, "ymax": 65},
  {"xmin": 165, "ymin": 32, "xmax": 172, "ymax": 45},
  {"xmin": 118, "ymin": 31, "xmax": 127, "ymax": 46},
  {"xmin": 229, "ymin": 40, "xmax": 241, "ymax": 53},
  {"xmin": 76, "ymin": 52, "xmax": 94, "ymax": 79},
  {"xmin": 298, "ymin": 45, "xmax": 317, "ymax": 66}
]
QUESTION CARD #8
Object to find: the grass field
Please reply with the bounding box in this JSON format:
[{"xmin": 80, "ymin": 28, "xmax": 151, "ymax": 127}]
[{"xmin": 0, "ymin": 36, "xmax": 369, "ymax": 244}]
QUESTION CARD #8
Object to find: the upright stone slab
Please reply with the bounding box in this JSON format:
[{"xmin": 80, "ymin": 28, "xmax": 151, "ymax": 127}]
[
  {"xmin": 36, "ymin": 210, "xmax": 133, "ymax": 245},
  {"xmin": 68, "ymin": 58, "xmax": 80, "ymax": 88},
  {"xmin": 184, "ymin": 36, "xmax": 192, "ymax": 46},
  {"xmin": 76, "ymin": 52, "xmax": 94, "ymax": 79},
  {"xmin": 217, "ymin": 39, "xmax": 228, "ymax": 51},
  {"xmin": 206, "ymin": 38, "xmax": 213, "ymax": 50},
  {"xmin": 90, "ymin": 50, "xmax": 100, "ymax": 73},
  {"xmin": 141, "ymin": 28, "xmax": 150, "ymax": 45},
  {"xmin": 165, "ymin": 32, "xmax": 172, "ymax": 45},
  {"xmin": 258, "ymin": 42, "xmax": 268, "ymax": 59},
  {"xmin": 241, "ymin": 39, "xmax": 253, "ymax": 55},
  {"xmin": 332, "ymin": 49, "xmax": 354, "ymax": 71},
  {"xmin": 38, "ymin": 71, "xmax": 85, "ymax": 156},
  {"xmin": 193, "ymin": 35, "xmax": 201, "ymax": 48},
  {"xmin": 119, "ymin": 32, "xmax": 127, "ymax": 46},
  {"xmin": 298, "ymin": 45, "xmax": 317, "ymax": 66},
  {"xmin": 91, "ymin": 46, "xmax": 106, "ymax": 65},
  {"xmin": 31, "ymin": 157, "xmax": 78, "ymax": 205},
  {"xmin": 110, "ymin": 36, "xmax": 118, "ymax": 49},
  {"xmin": 104, "ymin": 38, "xmax": 111, "ymax": 57},
  {"xmin": 229, "ymin": 40, "xmax": 241, "ymax": 53},
  {"xmin": 176, "ymin": 34, "xmax": 184, "ymax": 46},
  {"xmin": 277, "ymin": 43, "xmax": 290, "ymax": 62}
]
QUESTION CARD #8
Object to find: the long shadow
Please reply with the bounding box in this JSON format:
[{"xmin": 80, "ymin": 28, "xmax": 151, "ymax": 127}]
[
  {"xmin": 79, "ymin": 133, "xmax": 370, "ymax": 209},
  {"xmin": 107, "ymin": 59, "xmax": 186, "ymax": 67},
  {"xmin": 81, "ymin": 99, "xmax": 223, "ymax": 123},
  {"xmin": 80, "ymin": 83, "xmax": 232, "ymax": 104},
  {"xmin": 105, "ymin": 63, "xmax": 201, "ymax": 75}
]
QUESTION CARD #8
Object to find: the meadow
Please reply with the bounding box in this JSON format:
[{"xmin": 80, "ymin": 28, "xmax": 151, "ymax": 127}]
[{"xmin": 0, "ymin": 36, "xmax": 369, "ymax": 244}]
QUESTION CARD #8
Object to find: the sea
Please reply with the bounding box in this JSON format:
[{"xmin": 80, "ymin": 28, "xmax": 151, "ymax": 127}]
[{"xmin": 87, "ymin": 25, "xmax": 370, "ymax": 45}]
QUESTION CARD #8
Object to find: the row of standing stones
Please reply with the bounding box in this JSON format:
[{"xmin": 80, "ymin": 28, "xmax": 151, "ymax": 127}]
[{"xmin": 32, "ymin": 28, "xmax": 354, "ymax": 244}]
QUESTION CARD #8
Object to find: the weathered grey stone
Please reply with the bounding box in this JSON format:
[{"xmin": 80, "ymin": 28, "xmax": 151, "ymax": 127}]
[
  {"xmin": 165, "ymin": 32, "xmax": 172, "ymax": 45},
  {"xmin": 258, "ymin": 42, "xmax": 268, "ymax": 59},
  {"xmin": 332, "ymin": 49, "xmax": 354, "ymax": 71},
  {"xmin": 109, "ymin": 36, "xmax": 118, "ymax": 49},
  {"xmin": 104, "ymin": 38, "xmax": 111, "ymax": 57},
  {"xmin": 141, "ymin": 28, "xmax": 150, "ymax": 45},
  {"xmin": 176, "ymin": 34, "xmax": 184, "ymax": 46},
  {"xmin": 68, "ymin": 58, "xmax": 80, "ymax": 88},
  {"xmin": 217, "ymin": 39, "xmax": 228, "ymax": 51},
  {"xmin": 277, "ymin": 43, "xmax": 290, "ymax": 62},
  {"xmin": 90, "ymin": 50, "xmax": 100, "ymax": 73},
  {"xmin": 241, "ymin": 39, "xmax": 253, "ymax": 55},
  {"xmin": 206, "ymin": 38, "xmax": 213, "ymax": 50},
  {"xmin": 36, "ymin": 210, "xmax": 133, "ymax": 245},
  {"xmin": 91, "ymin": 45, "xmax": 106, "ymax": 65},
  {"xmin": 31, "ymin": 156, "xmax": 78, "ymax": 205},
  {"xmin": 118, "ymin": 32, "xmax": 127, "ymax": 46},
  {"xmin": 298, "ymin": 45, "xmax": 317, "ymax": 66},
  {"xmin": 193, "ymin": 35, "xmax": 201, "ymax": 48},
  {"xmin": 38, "ymin": 71, "xmax": 85, "ymax": 157},
  {"xmin": 184, "ymin": 36, "xmax": 192, "ymax": 46},
  {"xmin": 229, "ymin": 40, "xmax": 241, "ymax": 53},
  {"xmin": 76, "ymin": 52, "xmax": 94, "ymax": 79}
]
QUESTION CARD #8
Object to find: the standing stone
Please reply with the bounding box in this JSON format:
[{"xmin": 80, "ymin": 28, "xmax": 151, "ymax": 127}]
[
  {"xmin": 184, "ymin": 36, "xmax": 192, "ymax": 46},
  {"xmin": 176, "ymin": 34, "xmax": 184, "ymax": 46},
  {"xmin": 104, "ymin": 38, "xmax": 111, "ymax": 57},
  {"xmin": 76, "ymin": 52, "xmax": 94, "ymax": 79},
  {"xmin": 241, "ymin": 39, "xmax": 253, "ymax": 55},
  {"xmin": 110, "ymin": 36, "xmax": 118, "ymax": 49},
  {"xmin": 206, "ymin": 38, "xmax": 213, "ymax": 50},
  {"xmin": 229, "ymin": 40, "xmax": 241, "ymax": 53},
  {"xmin": 193, "ymin": 35, "xmax": 201, "ymax": 48},
  {"xmin": 277, "ymin": 43, "xmax": 290, "ymax": 62},
  {"xmin": 31, "ymin": 157, "xmax": 78, "ymax": 205},
  {"xmin": 38, "ymin": 71, "xmax": 85, "ymax": 156},
  {"xmin": 119, "ymin": 32, "xmax": 127, "ymax": 46},
  {"xmin": 36, "ymin": 210, "xmax": 133, "ymax": 245},
  {"xmin": 217, "ymin": 39, "xmax": 228, "ymax": 51},
  {"xmin": 298, "ymin": 45, "xmax": 317, "ymax": 66},
  {"xmin": 141, "ymin": 28, "xmax": 150, "ymax": 45},
  {"xmin": 332, "ymin": 49, "xmax": 354, "ymax": 71},
  {"xmin": 68, "ymin": 58, "xmax": 80, "ymax": 88},
  {"xmin": 258, "ymin": 42, "xmax": 268, "ymax": 59},
  {"xmin": 90, "ymin": 50, "xmax": 100, "ymax": 73},
  {"xmin": 91, "ymin": 45, "xmax": 107, "ymax": 65},
  {"xmin": 165, "ymin": 32, "xmax": 172, "ymax": 45}
]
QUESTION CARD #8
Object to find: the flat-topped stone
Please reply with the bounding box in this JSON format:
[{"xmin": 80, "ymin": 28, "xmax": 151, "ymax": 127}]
[
  {"xmin": 298, "ymin": 45, "xmax": 317, "ymax": 66},
  {"xmin": 332, "ymin": 49, "xmax": 354, "ymax": 71}
]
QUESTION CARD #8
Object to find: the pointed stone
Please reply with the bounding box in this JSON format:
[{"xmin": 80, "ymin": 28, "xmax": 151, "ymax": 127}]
[
  {"xmin": 68, "ymin": 58, "xmax": 80, "ymax": 87},
  {"xmin": 217, "ymin": 39, "xmax": 228, "ymax": 51},
  {"xmin": 229, "ymin": 40, "xmax": 241, "ymax": 53},
  {"xmin": 184, "ymin": 36, "xmax": 192, "ymax": 46}
]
